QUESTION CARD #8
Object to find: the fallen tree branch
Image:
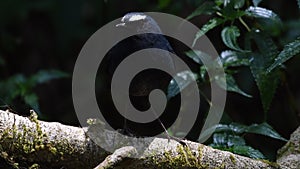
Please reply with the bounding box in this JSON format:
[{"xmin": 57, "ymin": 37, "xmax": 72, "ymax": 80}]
[{"xmin": 0, "ymin": 110, "xmax": 283, "ymax": 168}]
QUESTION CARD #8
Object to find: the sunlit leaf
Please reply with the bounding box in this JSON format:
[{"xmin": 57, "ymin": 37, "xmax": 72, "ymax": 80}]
[
  {"xmin": 268, "ymin": 37, "xmax": 300, "ymax": 72},
  {"xmin": 186, "ymin": 1, "xmax": 216, "ymax": 20},
  {"xmin": 246, "ymin": 6, "xmax": 281, "ymax": 25},
  {"xmin": 212, "ymin": 133, "xmax": 246, "ymax": 146},
  {"xmin": 220, "ymin": 50, "xmax": 250, "ymax": 67},
  {"xmin": 246, "ymin": 123, "xmax": 288, "ymax": 141},
  {"xmin": 228, "ymin": 123, "xmax": 248, "ymax": 134},
  {"xmin": 212, "ymin": 133, "xmax": 228, "ymax": 145},
  {"xmin": 221, "ymin": 26, "xmax": 248, "ymax": 52},
  {"xmin": 214, "ymin": 123, "xmax": 248, "ymax": 134},
  {"xmin": 214, "ymin": 124, "xmax": 231, "ymax": 132},
  {"xmin": 193, "ymin": 18, "xmax": 225, "ymax": 47}
]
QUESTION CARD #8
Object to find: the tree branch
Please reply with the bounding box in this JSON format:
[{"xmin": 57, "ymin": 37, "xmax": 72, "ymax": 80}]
[{"xmin": 0, "ymin": 110, "xmax": 285, "ymax": 168}]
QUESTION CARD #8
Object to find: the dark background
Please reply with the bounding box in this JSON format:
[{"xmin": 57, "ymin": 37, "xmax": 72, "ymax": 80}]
[{"xmin": 0, "ymin": 0, "xmax": 300, "ymax": 160}]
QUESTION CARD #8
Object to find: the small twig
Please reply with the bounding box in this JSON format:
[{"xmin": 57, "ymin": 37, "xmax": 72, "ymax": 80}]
[{"xmin": 239, "ymin": 17, "xmax": 251, "ymax": 32}]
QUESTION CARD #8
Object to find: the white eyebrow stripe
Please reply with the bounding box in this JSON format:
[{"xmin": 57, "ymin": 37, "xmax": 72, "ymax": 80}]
[
  {"xmin": 128, "ymin": 15, "xmax": 146, "ymax": 21},
  {"xmin": 121, "ymin": 16, "xmax": 126, "ymax": 22}
]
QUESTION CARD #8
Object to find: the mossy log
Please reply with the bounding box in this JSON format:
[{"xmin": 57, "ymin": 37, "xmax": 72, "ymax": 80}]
[{"xmin": 0, "ymin": 110, "xmax": 287, "ymax": 169}]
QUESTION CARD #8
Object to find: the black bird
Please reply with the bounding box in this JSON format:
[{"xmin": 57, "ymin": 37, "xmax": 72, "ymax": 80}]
[{"xmin": 96, "ymin": 12, "xmax": 180, "ymax": 137}]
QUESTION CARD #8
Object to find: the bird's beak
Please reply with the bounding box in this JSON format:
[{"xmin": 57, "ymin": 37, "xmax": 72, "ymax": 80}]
[{"xmin": 116, "ymin": 22, "xmax": 126, "ymax": 27}]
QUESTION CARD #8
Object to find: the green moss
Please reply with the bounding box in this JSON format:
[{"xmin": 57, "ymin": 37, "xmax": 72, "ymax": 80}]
[
  {"xmin": 49, "ymin": 147, "xmax": 57, "ymax": 155},
  {"xmin": 259, "ymin": 159, "xmax": 280, "ymax": 168},
  {"xmin": 29, "ymin": 163, "xmax": 40, "ymax": 169},
  {"xmin": 151, "ymin": 144, "xmax": 208, "ymax": 168},
  {"xmin": 229, "ymin": 154, "xmax": 236, "ymax": 165}
]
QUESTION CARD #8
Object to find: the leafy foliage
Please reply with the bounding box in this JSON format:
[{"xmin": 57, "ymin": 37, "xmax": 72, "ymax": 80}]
[
  {"xmin": 186, "ymin": 1, "xmax": 216, "ymax": 20},
  {"xmin": 220, "ymin": 50, "xmax": 249, "ymax": 67},
  {"xmin": 188, "ymin": 0, "xmax": 297, "ymax": 114},
  {"xmin": 221, "ymin": 26, "xmax": 248, "ymax": 52},
  {"xmin": 245, "ymin": 31, "xmax": 280, "ymax": 113},
  {"xmin": 210, "ymin": 133, "xmax": 266, "ymax": 159},
  {"xmin": 246, "ymin": 6, "xmax": 281, "ymax": 22},
  {"xmin": 0, "ymin": 70, "xmax": 68, "ymax": 114},
  {"xmin": 268, "ymin": 37, "xmax": 300, "ymax": 72},
  {"xmin": 208, "ymin": 122, "xmax": 286, "ymax": 158},
  {"xmin": 167, "ymin": 71, "xmax": 197, "ymax": 99},
  {"xmin": 186, "ymin": 0, "xmax": 298, "ymax": 159},
  {"xmin": 222, "ymin": 74, "xmax": 252, "ymax": 97},
  {"xmin": 193, "ymin": 18, "xmax": 225, "ymax": 46}
]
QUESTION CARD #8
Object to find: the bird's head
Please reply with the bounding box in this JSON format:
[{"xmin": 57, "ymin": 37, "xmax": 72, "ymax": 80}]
[{"xmin": 116, "ymin": 12, "xmax": 162, "ymax": 34}]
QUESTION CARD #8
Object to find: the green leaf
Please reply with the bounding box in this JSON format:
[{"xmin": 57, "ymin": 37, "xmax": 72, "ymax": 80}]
[
  {"xmin": 246, "ymin": 32, "xmax": 280, "ymax": 112},
  {"xmin": 268, "ymin": 37, "xmax": 300, "ymax": 72},
  {"xmin": 222, "ymin": 0, "xmax": 245, "ymax": 8},
  {"xmin": 210, "ymin": 133, "xmax": 265, "ymax": 159},
  {"xmin": 0, "ymin": 74, "xmax": 27, "ymax": 102},
  {"xmin": 220, "ymin": 50, "xmax": 250, "ymax": 67},
  {"xmin": 298, "ymin": 0, "xmax": 300, "ymax": 10},
  {"xmin": 246, "ymin": 7, "xmax": 282, "ymax": 36},
  {"xmin": 186, "ymin": 1, "xmax": 216, "ymax": 20},
  {"xmin": 232, "ymin": 145, "xmax": 266, "ymax": 159},
  {"xmin": 193, "ymin": 18, "xmax": 225, "ymax": 47},
  {"xmin": 199, "ymin": 66, "xmax": 207, "ymax": 81},
  {"xmin": 211, "ymin": 132, "xmax": 246, "ymax": 147},
  {"xmin": 217, "ymin": 74, "xmax": 252, "ymax": 97},
  {"xmin": 227, "ymin": 135, "xmax": 246, "ymax": 146},
  {"xmin": 186, "ymin": 50, "xmax": 224, "ymax": 84},
  {"xmin": 212, "ymin": 133, "xmax": 228, "ymax": 145},
  {"xmin": 221, "ymin": 26, "xmax": 248, "ymax": 52},
  {"xmin": 213, "ymin": 122, "xmax": 287, "ymax": 143},
  {"xmin": 250, "ymin": 53, "xmax": 280, "ymax": 113},
  {"xmin": 252, "ymin": 0, "xmax": 262, "ymax": 6},
  {"xmin": 221, "ymin": 1, "xmax": 246, "ymax": 19},
  {"xmin": 167, "ymin": 71, "xmax": 198, "ymax": 99},
  {"xmin": 186, "ymin": 50, "xmax": 213, "ymax": 65},
  {"xmin": 29, "ymin": 69, "xmax": 69, "ymax": 86},
  {"xmin": 228, "ymin": 122, "xmax": 248, "ymax": 134},
  {"xmin": 246, "ymin": 123, "xmax": 288, "ymax": 141},
  {"xmin": 214, "ymin": 123, "xmax": 248, "ymax": 134},
  {"xmin": 246, "ymin": 6, "xmax": 281, "ymax": 24},
  {"xmin": 226, "ymin": 75, "xmax": 251, "ymax": 97},
  {"xmin": 214, "ymin": 124, "xmax": 231, "ymax": 133}
]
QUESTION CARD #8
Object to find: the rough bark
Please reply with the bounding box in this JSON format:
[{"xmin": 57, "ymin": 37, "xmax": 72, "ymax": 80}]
[
  {"xmin": 277, "ymin": 126, "xmax": 300, "ymax": 169},
  {"xmin": 0, "ymin": 110, "xmax": 293, "ymax": 168}
]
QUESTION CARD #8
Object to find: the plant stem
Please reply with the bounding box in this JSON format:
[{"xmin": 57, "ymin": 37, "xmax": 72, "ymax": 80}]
[{"xmin": 239, "ymin": 17, "xmax": 251, "ymax": 32}]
